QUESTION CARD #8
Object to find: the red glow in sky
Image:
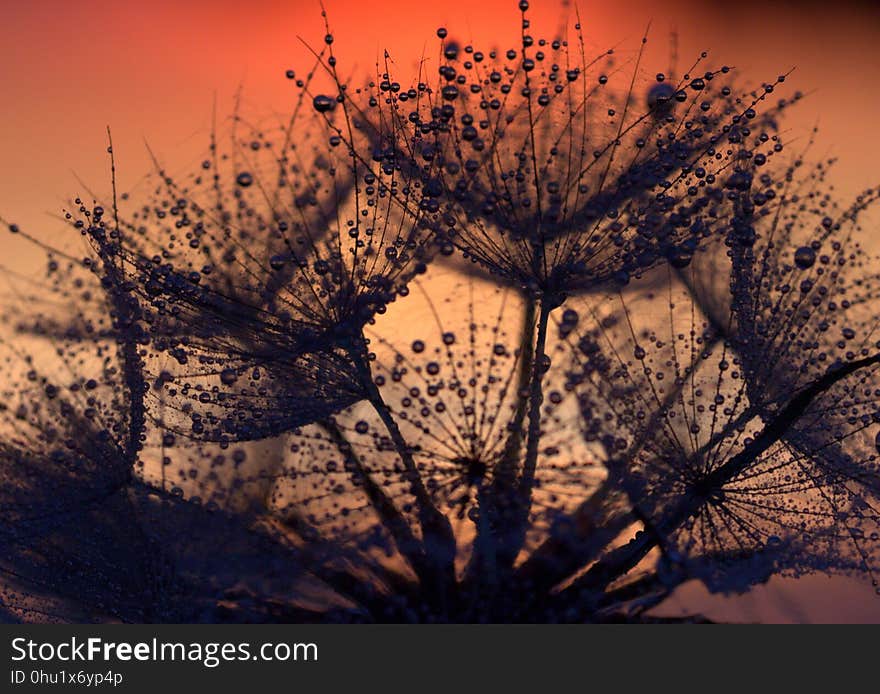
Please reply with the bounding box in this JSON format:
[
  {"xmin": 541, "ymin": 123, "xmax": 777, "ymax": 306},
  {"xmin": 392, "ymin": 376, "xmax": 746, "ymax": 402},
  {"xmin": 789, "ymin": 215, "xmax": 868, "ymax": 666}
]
[
  {"xmin": 2, "ymin": 1, "xmax": 878, "ymax": 247},
  {"xmin": 2, "ymin": 0, "xmax": 880, "ymax": 622}
]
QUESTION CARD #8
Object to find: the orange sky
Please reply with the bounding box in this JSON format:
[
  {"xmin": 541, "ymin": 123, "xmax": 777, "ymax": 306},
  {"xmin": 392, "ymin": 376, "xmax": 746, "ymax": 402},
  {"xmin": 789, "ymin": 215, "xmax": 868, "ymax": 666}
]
[
  {"xmin": 2, "ymin": 0, "xmax": 880, "ymax": 621},
  {"xmin": 3, "ymin": 1, "xmax": 879, "ymax": 263}
]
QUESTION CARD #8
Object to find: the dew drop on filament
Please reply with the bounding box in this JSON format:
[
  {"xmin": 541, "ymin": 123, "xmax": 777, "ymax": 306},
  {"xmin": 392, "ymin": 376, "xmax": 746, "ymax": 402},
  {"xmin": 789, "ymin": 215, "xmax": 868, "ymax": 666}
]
[
  {"xmin": 794, "ymin": 246, "xmax": 816, "ymax": 269},
  {"xmin": 313, "ymin": 95, "xmax": 336, "ymax": 113}
]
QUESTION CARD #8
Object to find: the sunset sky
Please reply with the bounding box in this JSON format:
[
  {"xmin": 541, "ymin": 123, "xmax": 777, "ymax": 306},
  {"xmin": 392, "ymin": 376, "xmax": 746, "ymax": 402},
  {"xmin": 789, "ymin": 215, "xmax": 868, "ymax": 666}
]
[
  {"xmin": 2, "ymin": 0, "xmax": 880, "ymax": 621},
  {"xmin": 3, "ymin": 0, "xmax": 879, "ymax": 261}
]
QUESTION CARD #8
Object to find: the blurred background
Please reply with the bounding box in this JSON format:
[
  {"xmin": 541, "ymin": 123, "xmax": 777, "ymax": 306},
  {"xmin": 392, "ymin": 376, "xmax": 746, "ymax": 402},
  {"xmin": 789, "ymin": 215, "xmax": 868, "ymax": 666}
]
[{"xmin": 2, "ymin": 0, "xmax": 880, "ymax": 621}]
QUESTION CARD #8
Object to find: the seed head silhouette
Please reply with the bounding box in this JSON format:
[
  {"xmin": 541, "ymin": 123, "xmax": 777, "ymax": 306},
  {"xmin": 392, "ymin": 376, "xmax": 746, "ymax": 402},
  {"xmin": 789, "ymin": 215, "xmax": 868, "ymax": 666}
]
[{"xmin": 2, "ymin": 2, "xmax": 879, "ymax": 623}]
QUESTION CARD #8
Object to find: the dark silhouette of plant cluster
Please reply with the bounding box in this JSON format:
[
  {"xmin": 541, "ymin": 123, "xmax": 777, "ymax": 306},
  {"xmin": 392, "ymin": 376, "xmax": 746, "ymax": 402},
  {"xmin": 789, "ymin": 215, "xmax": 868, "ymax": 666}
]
[{"xmin": 2, "ymin": 2, "xmax": 879, "ymax": 623}]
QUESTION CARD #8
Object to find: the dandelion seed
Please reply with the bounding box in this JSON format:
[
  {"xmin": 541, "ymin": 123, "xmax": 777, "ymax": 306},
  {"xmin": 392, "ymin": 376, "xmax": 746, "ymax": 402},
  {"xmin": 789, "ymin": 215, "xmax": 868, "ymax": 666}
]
[
  {"xmin": 560, "ymin": 159, "xmax": 880, "ymax": 598},
  {"xmin": 99, "ymin": 56, "xmax": 447, "ymax": 444},
  {"xmin": 414, "ymin": 18, "xmax": 787, "ymax": 298}
]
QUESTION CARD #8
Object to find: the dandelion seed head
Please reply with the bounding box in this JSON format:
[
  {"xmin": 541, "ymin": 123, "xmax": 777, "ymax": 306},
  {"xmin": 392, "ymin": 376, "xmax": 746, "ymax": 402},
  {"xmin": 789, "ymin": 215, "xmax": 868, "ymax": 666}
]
[
  {"xmin": 91, "ymin": 62, "xmax": 451, "ymax": 443},
  {"xmin": 565, "ymin": 161, "xmax": 880, "ymax": 593},
  {"xmin": 394, "ymin": 21, "xmax": 793, "ymax": 299}
]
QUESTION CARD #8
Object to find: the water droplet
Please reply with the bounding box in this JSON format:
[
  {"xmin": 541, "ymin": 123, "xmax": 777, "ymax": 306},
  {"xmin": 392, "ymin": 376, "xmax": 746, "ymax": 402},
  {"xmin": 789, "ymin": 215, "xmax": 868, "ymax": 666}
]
[
  {"xmin": 236, "ymin": 172, "xmax": 254, "ymax": 188},
  {"xmin": 313, "ymin": 95, "xmax": 336, "ymax": 113},
  {"xmin": 794, "ymin": 246, "xmax": 816, "ymax": 269},
  {"xmin": 668, "ymin": 246, "xmax": 693, "ymax": 268}
]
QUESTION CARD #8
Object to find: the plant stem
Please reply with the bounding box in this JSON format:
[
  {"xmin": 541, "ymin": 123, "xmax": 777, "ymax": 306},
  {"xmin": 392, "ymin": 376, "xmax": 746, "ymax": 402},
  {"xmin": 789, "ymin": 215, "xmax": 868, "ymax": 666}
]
[
  {"xmin": 464, "ymin": 295, "xmax": 537, "ymax": 588},
  {"xmin": 103, "ymin": 129, "xmax": 146, "ymax": 470},
  {"xmin": 350, "ymin": 336, "xmax": 457, "ymax": 604},
  {"xmin": 519, "ymin": 298, "xmax": 553, "ymax": 500},
  {"xmin": 514, "ymin": 482, "xmax": 633, "ymax": 593},
  {"xmin": 497, "ymin": 296, "xmax": 554, "ymax": 572},
  {"xmin": 494, "ymin": 296, "xmax": 538, "ymax": 485},
  {"xmin": 318, "ymin": 420, "xmax": 430, "ymax": 585}
]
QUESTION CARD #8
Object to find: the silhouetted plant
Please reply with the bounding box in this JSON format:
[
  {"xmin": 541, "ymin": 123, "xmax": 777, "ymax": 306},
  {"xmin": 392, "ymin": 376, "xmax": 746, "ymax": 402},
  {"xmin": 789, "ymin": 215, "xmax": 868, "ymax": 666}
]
[
  {"xmin": 0, "ymin": 167, "xmax": 328, "ymax": 622},
  {"xmin": 2, "ymin": 2, "xmax": 879, "ymax": 623}
]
